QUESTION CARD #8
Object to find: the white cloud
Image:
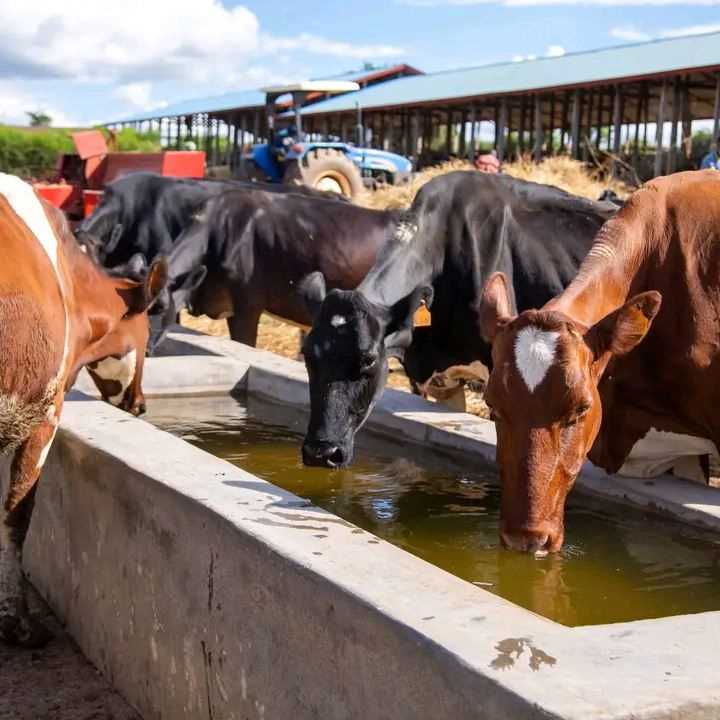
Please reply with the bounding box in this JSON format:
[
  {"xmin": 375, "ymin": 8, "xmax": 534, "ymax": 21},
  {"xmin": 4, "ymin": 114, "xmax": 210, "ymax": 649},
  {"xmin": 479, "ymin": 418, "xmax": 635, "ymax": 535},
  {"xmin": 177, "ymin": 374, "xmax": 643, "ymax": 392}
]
[
  {"xmin": 610, "ymin": 27, "xmax": 652, "ymax": 41},
  {"xmin": 513, "ymin": 46, "xmax": 565, "ymax": 62},
  {"xmin": 546, "ymin": 44, "xmax": 566, "ymax": 56},
  {"xmin": 611, "ymin": 22, "xmax": 720, "ymax": 42},
  {"xmin": 402, "ymin": 0, "xmax": 720, "ymax": 5},
  {"xmin": 0, "ymin": 0, "xmax": 261, "ymax": 86},
  {"xmin": 113, "ymin": 83, "xmax": 168, "ymax": 112},
  {"xmin": 262, "ymin": 33, "xmax": 405, "ymax": 59},
  {"xmin": 0, "ymin": 81, "xmax": 80, "ymax": 127}
]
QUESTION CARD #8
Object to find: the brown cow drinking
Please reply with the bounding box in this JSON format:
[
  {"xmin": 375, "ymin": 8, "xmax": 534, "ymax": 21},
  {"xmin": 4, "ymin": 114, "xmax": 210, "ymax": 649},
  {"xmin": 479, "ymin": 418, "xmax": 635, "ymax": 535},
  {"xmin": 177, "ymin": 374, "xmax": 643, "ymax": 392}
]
[
  {"xmin": 479, "ymin": 170, "xmax": 720, "ymax": 554},
  {"xmin": 0, "ymin": 174, "xmax": 166, "ymax": 646}
]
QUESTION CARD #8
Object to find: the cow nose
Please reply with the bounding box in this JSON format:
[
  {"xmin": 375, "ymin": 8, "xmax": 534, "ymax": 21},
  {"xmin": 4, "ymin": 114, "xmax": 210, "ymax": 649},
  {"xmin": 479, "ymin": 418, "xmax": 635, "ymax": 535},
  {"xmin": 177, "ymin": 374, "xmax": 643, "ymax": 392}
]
[
  {"xmin": 500, "ymin": 528, "xmax": 553, "ymax": 555},
  {"xmin": 302, "ymin": 442, "xmax": 346, "ymax": 468}
]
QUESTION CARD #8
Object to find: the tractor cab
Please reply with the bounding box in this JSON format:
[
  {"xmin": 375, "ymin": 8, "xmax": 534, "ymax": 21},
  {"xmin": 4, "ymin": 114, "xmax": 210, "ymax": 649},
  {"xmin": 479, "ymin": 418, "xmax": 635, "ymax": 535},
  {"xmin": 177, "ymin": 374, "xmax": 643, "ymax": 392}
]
[{"xmin": 241, "ymin": 81, "xmax": 412, "ymax": 199}]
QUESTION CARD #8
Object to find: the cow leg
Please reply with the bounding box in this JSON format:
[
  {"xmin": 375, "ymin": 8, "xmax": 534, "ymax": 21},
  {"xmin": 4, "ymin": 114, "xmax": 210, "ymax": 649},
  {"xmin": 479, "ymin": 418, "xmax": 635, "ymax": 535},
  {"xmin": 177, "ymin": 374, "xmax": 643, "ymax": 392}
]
[
  {"xmin": 227, "ymin": 307, "xmax": 263, "ymax": 347},
  {"xmin": 0, "ymin": 411, "xmax": 60, "ymax": 647}
]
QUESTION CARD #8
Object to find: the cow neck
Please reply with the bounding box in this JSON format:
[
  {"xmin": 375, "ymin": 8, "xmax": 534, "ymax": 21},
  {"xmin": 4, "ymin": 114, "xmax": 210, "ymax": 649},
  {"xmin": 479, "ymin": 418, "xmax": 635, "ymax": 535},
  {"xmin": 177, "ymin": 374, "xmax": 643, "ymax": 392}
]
[
  {"xmin": 64, "ymin": 246, "xmax": 129, "ymax": 359},
  {"xmin": 544, "ymin": 209, "xmax": 652, "ymax": 329},
  {"xmin": 356, "ymin": 214, "xmax": 438, "ymax": 309}
]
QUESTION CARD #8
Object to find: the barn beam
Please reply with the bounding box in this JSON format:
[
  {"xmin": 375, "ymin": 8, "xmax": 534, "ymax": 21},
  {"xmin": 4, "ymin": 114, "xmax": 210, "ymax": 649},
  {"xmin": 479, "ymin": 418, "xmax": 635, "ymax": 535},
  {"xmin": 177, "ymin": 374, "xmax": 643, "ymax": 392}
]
[
  {"xmin": 654, "ymin": 79, "xmax": 668, "ymax": 177},
  {"xmin": 497, "ymin": 98, "xmax": 508, "ymax": 162},
  {"xmin": 570, "ymin": 89, "xmax": 581, "ymax": 160},
  {"xmin": 533, "ymin": 94, "xmax": 544, "ymax": 162}
]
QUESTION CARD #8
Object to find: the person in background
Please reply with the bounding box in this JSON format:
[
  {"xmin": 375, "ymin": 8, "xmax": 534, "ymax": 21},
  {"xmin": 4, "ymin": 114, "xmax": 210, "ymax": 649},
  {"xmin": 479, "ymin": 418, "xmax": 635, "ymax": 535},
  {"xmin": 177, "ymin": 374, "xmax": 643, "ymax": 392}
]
[
  {"xmin": 700, "ymin": 136, "xmax": 720, "ymax": 170},
  {"xmin": 474, "ymin": 149, "xmax": 501, "ymax": 173}
]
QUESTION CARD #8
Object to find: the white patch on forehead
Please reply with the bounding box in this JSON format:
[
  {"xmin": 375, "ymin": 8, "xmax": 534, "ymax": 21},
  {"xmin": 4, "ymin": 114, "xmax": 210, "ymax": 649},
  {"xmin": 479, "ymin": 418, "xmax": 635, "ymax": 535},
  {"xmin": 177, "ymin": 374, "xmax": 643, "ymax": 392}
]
[
  {"xmin": 514, "ymin": 326, "xmax": 560, "ymax": 392},
  {"xmin": 91, "ymin": 350, "xmax": 137, "ymax": 405},
  {"xmin": 395, "ymin": 220, "xmax": 417, "ymax": 244},
  {"xmin": 0, "ymin": 174, "xmax": 69, "ymax": 383},
  {"xmin": 330, "ymin": 315, "xmax": 346, "ymax": 327}
]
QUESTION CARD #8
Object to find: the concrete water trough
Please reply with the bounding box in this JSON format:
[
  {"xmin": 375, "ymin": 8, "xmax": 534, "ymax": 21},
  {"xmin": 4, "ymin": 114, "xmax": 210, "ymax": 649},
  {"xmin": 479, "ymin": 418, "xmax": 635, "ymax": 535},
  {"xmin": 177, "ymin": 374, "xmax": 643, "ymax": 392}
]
[{"xmin": 23, "ymin": 326, "xmax": 720, "ymax": 719}]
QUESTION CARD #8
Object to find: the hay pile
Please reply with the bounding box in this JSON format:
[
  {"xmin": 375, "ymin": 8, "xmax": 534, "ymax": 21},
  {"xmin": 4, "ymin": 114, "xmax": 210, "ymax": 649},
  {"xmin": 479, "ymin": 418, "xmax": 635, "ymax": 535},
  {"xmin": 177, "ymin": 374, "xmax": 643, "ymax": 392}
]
[{"xmin": 359, "ymin": 155, "xmax": 631, "ymax": 211}]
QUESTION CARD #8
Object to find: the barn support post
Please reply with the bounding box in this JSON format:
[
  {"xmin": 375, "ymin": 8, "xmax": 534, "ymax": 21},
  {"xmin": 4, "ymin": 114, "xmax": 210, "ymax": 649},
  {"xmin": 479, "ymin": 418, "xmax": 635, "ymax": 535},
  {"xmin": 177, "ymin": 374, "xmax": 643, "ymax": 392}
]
[
  {"xmin": 458, "ymin": 109, "xmax": 467, "ymax": 158},
  {"xmin": 654, "ymin": 79, "xmax": 668, "ymax": 177},
  {"xmin": 410, "ymin": 109, "xmax": 420, "ymax": 160},
  {"xmin": 633, "ymin": 84, "xmax": 644, "ymax": 160},
  {"xmin": 518, "ymin": 96, "xmax": 527, "ymax": 155},
  {"xmin": 559, "ymin": 92, "xmax": 569, "ymax": 153},
  {"xmin": 712, "ymin": 73, "xmax": 720, "ymax": 151},
  {"xmin": 667, "ymin": 77, "xmax": 681, "ymax": 174},
  {"xmin": 497, "ymin": 98, "xmax": 508, "ymax": 162},
  {"xmin": 547, "ymin": 94, "xmax": 556, "ymax": 155},
  {"xmin": 681, "ymin": 79, "xmax": 692, "ymax": 161},
  {"xmin": 468, "ymin": 104, "xmax": 477, "ymax": 161},
  {"xmin": 231, "ymin": 118, "xmax": 239, "ymax": 173},
  {"xmin": 533, "ymin": 94, "xmax": 544, "ymax": 162},
  {"xmin": 570, "ymin": 89, "xmax": 581, "ymax": 159},
  {"xmin": 612, "ymin": 85, "xmax": 623, "ymax": 156},
  {"xmin": 445, "ymin": 109, "xmax": 453, "ymax": 156},
  {"xmin": 583, "ymin": 90, "xmax": 595, "ymax": 160},
  {"xmin": 253, "ymin": 111, "xmax": 261, "ymax": 145},
  {"xmin": 175, "ymin": 117, "xmax": 181, "ymax": 149}
]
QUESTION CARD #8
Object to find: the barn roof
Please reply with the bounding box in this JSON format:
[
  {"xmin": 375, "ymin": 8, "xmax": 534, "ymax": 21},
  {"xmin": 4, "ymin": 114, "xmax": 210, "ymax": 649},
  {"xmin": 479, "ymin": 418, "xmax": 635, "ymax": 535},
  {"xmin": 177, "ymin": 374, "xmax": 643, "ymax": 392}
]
[
  {"xmin": 111, "ymin": 64, "xmax": 422, "ymax": 124},
  {"xmin": 298, "ymin": 31, "xmax": 720, "ymax": 116}
]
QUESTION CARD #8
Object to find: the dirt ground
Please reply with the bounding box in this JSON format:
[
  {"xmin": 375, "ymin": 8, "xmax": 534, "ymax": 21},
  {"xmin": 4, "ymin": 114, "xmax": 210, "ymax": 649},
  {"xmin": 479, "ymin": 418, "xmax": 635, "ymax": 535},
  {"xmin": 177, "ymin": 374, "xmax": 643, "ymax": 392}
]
[{"xmin": 0, "ymin": 588, "xmax": 139, "ymax": 720}]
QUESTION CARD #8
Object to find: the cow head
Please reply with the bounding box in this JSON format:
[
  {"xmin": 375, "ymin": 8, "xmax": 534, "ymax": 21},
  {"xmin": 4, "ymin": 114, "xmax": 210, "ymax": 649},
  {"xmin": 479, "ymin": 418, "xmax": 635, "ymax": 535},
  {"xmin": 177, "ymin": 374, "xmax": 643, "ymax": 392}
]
[
  {"xmin": 300, "ymin": 271, "xmax": 432, "ymax": 467},
  {"xmin": 75, "ymin": 224, "xmax": 124, "ymax": 265},
  {"xmin": 83, "ymin": 258, "xmax": 168, "ymax": 415},
  {"xmin": 146, "ymin": 265, "xmax": 207, "ymax": 354},
  {"xmin": 479, "ymin": 272, "xmax": 661, "ymax": 553}
]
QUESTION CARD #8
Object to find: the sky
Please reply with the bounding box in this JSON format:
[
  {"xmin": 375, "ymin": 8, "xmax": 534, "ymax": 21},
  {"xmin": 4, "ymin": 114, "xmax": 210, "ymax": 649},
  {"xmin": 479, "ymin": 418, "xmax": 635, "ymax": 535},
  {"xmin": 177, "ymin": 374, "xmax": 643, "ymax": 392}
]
[{"xmin": 1, "ymin": 0, "xmax": 719, "ymax": 127}]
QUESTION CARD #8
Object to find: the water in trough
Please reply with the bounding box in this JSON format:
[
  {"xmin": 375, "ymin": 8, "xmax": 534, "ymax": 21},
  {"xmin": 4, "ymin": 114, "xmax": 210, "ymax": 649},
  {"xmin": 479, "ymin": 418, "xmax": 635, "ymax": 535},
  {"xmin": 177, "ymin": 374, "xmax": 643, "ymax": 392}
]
[{"xmin": 146, "ymin": 396, "xmax": 720, "ymax": 627}]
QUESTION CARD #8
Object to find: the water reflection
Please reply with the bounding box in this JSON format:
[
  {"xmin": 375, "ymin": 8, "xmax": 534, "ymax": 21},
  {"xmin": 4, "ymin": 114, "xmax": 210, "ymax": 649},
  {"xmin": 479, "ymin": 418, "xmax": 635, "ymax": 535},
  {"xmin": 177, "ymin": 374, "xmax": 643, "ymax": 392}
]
[{"xmin": 146, "ymin": 398, "xmax": 720, "ymax": 627}]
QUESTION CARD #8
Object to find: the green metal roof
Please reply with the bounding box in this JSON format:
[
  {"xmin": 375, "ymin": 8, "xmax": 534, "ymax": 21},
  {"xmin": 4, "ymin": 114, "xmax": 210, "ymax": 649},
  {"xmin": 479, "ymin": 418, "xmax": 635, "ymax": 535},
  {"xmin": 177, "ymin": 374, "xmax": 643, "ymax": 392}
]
[{"xmin": 299, "ymin": 32, "xmax": 720, "ymax": 116}]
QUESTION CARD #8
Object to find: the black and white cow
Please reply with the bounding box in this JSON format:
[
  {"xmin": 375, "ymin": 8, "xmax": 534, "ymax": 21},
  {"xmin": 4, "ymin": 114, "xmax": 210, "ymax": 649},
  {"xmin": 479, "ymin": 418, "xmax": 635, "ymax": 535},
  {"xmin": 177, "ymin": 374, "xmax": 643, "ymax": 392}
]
[
  {"xmin": 299, "ymin": 170, "xmax": 619, "ymax": 467},
  {"xmin": 75, "ymin": 172, "xmax": 348, "ymax": 267},
  {"xmin": 147, "ymin": 188, "xmax": 401, "ymax": 352}
]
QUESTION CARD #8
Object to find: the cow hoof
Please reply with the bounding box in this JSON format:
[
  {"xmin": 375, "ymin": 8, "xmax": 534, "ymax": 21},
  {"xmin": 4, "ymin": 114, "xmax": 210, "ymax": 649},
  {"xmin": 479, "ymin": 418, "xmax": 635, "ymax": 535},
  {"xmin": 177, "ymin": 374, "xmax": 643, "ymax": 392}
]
[{"xmin": 0, "ymin": 612, "xmax": 52, "ymax": 648}]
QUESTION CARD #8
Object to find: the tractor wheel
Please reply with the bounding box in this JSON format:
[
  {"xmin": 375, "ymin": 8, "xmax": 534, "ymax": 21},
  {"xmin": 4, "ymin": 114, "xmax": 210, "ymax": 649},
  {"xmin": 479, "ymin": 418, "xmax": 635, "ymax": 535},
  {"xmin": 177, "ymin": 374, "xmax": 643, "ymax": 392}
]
[{"xmin": 285, "ymin": 149, "xmax": 364, "ymax": 200}]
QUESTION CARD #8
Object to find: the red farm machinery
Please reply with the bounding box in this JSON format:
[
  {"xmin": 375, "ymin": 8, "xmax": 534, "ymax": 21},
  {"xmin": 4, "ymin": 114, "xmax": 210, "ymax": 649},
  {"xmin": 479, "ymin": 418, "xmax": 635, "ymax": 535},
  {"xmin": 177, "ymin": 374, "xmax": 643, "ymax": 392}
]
[{"xmin": 33, "ymin": 129, "xmax": 205, "ymax": 221}]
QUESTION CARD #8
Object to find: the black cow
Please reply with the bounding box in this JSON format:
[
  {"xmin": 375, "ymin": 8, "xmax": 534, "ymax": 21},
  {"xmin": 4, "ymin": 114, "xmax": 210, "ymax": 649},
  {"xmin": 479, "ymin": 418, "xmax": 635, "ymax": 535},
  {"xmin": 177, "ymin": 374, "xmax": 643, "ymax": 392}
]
[
  {"xmin": 147, "ymin": 188, "xmax": 400, "ymax": 352},
  {"xmin": 75, "ymin": 172, "xmax": 347, "ymax": 267},
  {"xmin": 299, "ymin": 171, "xmax": 618, "ymax": 467}
]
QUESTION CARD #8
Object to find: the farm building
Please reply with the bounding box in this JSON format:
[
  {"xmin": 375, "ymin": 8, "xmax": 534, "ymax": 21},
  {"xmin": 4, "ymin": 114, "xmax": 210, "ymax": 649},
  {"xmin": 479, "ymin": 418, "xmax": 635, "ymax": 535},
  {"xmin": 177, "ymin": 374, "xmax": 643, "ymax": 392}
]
[{"xmin": 109, "ymin": 32, "xmax": 720, "ymax": 179}]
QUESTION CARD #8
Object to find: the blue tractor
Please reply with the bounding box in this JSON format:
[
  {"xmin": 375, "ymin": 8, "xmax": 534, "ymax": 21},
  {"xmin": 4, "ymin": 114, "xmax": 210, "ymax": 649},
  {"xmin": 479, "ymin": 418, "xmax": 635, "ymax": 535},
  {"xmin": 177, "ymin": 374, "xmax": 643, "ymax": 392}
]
[{"xmin": 241, "ymin": 81, "xmax": 413, "ymax": 200}]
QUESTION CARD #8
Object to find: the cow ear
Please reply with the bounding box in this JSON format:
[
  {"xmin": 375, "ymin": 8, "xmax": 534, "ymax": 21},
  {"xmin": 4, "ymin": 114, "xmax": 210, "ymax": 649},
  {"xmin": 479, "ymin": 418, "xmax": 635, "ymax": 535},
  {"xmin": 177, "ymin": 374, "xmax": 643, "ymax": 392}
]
[
  {"xmin": 126, "ymin": 253, "xmax": 148, "ymax": 279},
  {"xmin": 587, "ymin": 291, "xmax": 661, "ymax": 363},
  {"xmin": 127, "ymin": 257, "xmax": 169, "ymax": 315},
  {"xmin": 384, "ymin": 285, "xmax": 433, "ymax": 357},
  {"xmin": 180, "ymin": 265, "xmax": 207, "ymax": 293},
  {"xmin": 479, "ymin": 272, "xmax": 513, "ymax": 343},
  {"xmin": 106, "ymin": 224, "xmax": 124, "ymax": 255},
  {"xmin": 298, "ymin": 272, "xmax": 327, "ymax": 320}
]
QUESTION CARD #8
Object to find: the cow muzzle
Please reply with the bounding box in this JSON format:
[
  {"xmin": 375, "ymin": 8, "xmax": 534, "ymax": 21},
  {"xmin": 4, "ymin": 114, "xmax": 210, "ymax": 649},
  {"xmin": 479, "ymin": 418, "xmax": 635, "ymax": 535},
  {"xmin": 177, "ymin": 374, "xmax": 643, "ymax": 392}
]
[
  {"xmin": 302, "ymin": 440, "xmax": 350, "ymax": 468},
  {"xmin": 500, "ymin": 523, "xmax": 562, "ymax": 556}
]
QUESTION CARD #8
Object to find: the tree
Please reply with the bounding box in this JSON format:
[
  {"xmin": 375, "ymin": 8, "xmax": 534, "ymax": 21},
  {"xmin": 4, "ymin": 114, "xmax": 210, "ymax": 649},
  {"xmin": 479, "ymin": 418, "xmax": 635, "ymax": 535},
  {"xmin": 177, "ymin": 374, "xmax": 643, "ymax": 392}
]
[{"xmin": 26, "ymin": 111, "xmax": 52, "ymax": 128}]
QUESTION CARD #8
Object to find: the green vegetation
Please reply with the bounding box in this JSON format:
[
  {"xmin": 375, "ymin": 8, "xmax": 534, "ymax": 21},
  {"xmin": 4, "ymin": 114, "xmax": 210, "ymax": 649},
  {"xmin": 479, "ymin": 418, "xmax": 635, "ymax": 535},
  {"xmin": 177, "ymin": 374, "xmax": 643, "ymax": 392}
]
[{"xmin": 0, "ymin": 126, "xmax": 162, "ymax": 179}]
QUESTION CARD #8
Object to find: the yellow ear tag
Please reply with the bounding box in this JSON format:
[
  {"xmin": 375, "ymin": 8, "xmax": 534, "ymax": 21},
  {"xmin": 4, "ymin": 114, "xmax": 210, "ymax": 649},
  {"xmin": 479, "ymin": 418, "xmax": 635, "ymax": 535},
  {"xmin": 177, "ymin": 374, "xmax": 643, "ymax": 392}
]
[{"xmin": 413, "ymin": 300, "xmax": 431, "ymax": 327}]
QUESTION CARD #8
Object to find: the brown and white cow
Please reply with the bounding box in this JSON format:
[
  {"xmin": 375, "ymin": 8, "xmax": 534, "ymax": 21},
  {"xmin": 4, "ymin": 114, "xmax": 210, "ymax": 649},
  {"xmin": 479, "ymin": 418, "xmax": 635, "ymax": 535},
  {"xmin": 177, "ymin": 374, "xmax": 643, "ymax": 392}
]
[
  {"xmin": 0, "ymin": 174, "xmax": 166, "ymax": 646},
  {"xmin": 479, "ymin": 170, "xmax": 720, "ymax": 554}
]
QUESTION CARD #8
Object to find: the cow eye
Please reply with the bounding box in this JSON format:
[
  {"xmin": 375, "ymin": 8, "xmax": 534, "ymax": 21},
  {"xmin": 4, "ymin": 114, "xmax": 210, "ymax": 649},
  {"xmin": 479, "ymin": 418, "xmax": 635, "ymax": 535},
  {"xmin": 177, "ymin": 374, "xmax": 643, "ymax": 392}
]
[
  {"xmin": 563, "ymin": 403, "xmax": 590, "ymax": 427},
  {"xmin": 360, "ymin": 353, "xmax": 378, "ymax": 373}
]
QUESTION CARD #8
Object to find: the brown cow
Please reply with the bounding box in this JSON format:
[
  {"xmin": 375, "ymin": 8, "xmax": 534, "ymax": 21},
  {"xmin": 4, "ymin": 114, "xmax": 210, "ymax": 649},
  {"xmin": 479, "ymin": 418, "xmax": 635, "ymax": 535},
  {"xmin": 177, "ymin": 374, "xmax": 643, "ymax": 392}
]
[
  {"xmin": 0, "ymin": 174, "xmax": 166, "ymax": 646},
  {"xmin": 479, "ymin": 170, "xmax": 720, "ymax": 554}
]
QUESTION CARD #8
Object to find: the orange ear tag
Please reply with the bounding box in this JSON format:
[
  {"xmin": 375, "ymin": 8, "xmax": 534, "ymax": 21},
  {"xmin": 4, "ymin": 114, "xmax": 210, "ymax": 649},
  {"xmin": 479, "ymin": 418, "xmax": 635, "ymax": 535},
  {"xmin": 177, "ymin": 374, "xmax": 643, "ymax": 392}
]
[{"xmin": 413, "ymin": 300, "xmax": 431, "ymax": 327}]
